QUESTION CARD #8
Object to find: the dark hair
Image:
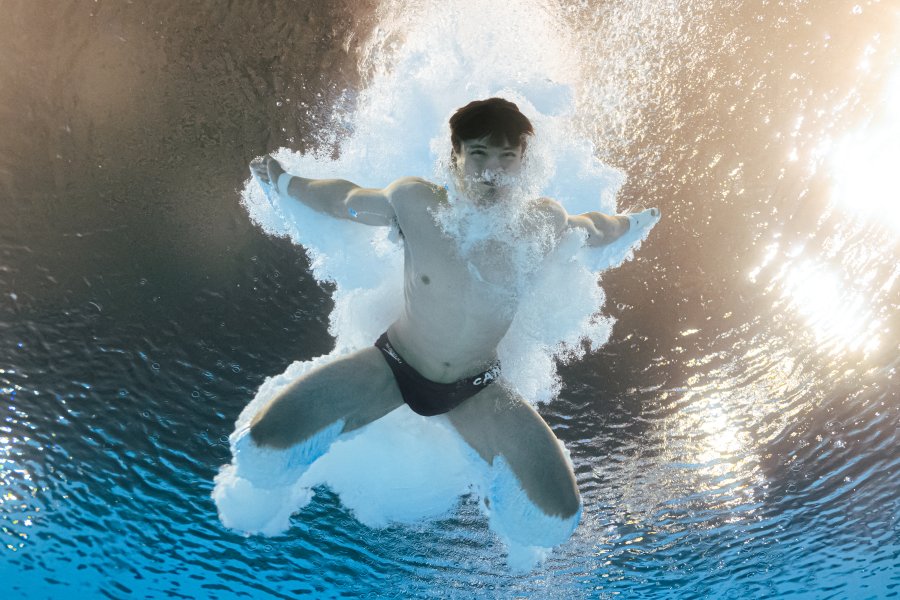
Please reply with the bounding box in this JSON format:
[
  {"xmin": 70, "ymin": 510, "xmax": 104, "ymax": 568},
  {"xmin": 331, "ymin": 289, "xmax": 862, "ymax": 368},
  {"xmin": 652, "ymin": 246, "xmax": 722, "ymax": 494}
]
[{"xmin": 449, "ymin": 98, "xmax": 534, "ymax": 154}]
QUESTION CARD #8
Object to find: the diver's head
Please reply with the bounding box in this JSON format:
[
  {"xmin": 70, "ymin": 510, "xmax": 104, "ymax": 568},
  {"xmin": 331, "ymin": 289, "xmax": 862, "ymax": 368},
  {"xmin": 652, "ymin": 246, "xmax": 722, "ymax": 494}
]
[{"xmin": 449, "ymin": 98, "xmax": 533, "ymax": 203}]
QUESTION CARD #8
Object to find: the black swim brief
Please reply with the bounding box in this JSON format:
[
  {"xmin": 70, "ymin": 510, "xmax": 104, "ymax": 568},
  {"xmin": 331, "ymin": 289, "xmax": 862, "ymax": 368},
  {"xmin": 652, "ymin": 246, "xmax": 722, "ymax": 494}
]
[{"xmin": 374, "ymin": 332, "xmax": 501, "ymax": 417}]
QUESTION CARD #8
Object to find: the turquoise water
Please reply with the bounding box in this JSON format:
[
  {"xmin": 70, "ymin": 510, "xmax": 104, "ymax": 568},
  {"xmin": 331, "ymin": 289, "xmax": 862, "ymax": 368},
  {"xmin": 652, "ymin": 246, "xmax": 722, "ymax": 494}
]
[{"xmin": 2, "ymin": 0, "xmax": 898, "ymax": 597}]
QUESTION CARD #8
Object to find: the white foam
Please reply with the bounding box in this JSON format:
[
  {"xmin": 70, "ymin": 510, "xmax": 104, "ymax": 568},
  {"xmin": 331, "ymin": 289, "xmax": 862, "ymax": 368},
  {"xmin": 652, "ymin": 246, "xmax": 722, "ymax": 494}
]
[
  {"xmin": 215, "ymin": 0, "xmax": 659, "ymax": 566},
  {"xmin": 212, "ymin": 463, "xmax": 314, "ymax": 537},
  {"xmin": 486, "ymin": 456, "xmax": 582, "ymax": 572},
  {"xmin": 299, "ymin": 409, "xmax": 477, "ymax": 528}
]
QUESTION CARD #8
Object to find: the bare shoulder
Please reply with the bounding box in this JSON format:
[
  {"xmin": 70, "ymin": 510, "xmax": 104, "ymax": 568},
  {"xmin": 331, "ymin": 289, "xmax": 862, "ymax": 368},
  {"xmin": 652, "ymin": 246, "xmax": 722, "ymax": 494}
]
[
  {"xmin": 386, "ymin": 177, "xmax": 443, "ymax": 197},
  {"xmin": 385, "ymin": 177, "xmax": 446, "ymax": 213}
]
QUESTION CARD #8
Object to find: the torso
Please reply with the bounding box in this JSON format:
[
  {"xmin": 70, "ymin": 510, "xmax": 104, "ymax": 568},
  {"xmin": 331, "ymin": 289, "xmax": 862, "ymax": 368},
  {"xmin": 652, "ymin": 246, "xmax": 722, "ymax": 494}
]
[{"xmin": 385, "ymin": 179, "xmax": 564, "ymax": 383}]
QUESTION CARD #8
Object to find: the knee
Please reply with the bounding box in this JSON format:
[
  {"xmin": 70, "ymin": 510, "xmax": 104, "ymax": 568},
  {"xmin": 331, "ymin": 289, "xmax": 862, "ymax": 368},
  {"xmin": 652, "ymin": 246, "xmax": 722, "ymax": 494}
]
[
  {"xmin": 231, "ymin": 417, "xmax": 345, "ymax": 489},
  {"xmin": 487, "ymin": 456, "xmax": 582, "ymax": 548},
  {"xmin": 505, "ymin": 465, "xmax": 580, "ymax": 520},
  {"xmin": 247, "ymin": 386, "xmax": 317, "ymax": 449},
  {"xmin": 547, "ymin": 479, "xmax": 581, "ymax": 520},
  {"xmin": 494, "ymin": 432, "xmax": 581, "ymax": 519},
  {"xmin": 248, "ymin": 407, "xmax": 285, "ymax": 449}
]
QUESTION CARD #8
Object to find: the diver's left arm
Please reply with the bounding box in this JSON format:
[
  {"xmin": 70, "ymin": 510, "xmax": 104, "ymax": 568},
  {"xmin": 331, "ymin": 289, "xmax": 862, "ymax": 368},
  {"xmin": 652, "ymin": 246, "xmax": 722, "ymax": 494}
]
[
  {"xmin": 567, "ymin": 212, "xmax": 631, "ymax": 247},
  {"xmin": 539, "ymin": 199, "xmax": 630, "ymax": 247}
]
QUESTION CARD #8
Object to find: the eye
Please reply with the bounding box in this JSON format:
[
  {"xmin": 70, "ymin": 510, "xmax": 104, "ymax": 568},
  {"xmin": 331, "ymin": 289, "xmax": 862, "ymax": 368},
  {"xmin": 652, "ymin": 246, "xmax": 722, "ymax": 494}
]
[{"xmin": 469, "ymin": 149, "xmax": 486, "ymax": 156}]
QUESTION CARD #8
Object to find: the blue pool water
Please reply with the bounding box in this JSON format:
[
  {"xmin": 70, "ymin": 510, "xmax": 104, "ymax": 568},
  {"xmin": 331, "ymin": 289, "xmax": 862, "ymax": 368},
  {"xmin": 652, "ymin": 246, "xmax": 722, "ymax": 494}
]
[{"xmin": 2, "ymin": 0, "xmax": 898, "ymax": 597}]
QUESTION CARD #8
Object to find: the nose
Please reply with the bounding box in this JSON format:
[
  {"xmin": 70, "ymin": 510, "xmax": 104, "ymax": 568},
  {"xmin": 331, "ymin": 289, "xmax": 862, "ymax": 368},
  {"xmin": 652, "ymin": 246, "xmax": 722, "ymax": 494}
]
[{"xmin": 485, "ymin": 155, "xmax": 503, "ymax": 171}]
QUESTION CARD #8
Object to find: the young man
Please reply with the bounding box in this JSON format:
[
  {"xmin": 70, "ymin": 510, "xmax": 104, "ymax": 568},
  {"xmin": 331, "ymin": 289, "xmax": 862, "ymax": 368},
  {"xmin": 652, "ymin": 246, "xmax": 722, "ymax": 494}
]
[{"xmin": 246, "ymin": 98, "xmax": 657, "ymax": 545}]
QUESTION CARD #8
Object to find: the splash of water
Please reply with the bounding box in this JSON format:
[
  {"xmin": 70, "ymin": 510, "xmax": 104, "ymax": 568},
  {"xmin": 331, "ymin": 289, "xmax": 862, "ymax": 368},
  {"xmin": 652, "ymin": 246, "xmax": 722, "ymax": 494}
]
[{"xmin": 216, "ymin": 0, "xmax": 659, "ymax": 569}]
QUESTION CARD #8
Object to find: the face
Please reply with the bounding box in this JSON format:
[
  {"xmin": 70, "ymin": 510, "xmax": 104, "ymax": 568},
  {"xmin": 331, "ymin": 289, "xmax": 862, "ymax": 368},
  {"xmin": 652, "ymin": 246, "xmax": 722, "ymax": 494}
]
[{"xmin": 453, "ymin": 136, "xmax": 524, "ymax": 203}]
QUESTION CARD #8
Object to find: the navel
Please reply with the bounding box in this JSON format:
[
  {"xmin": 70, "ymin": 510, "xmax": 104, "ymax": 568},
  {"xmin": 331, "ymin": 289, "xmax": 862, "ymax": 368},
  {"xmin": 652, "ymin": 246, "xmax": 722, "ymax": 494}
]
[{"xmin": 421, "ymin": 275, "xmax": 431, "ymax": 285}]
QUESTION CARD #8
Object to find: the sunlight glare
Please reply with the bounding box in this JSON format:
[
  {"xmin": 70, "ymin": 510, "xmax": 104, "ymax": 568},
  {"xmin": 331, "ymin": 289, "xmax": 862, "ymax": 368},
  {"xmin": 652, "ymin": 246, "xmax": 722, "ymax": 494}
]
[
  {"xmin": 829, "ymin": 67, "xmax": 900, "ymax": 231},
  {"xmin": 780, "ymin": 260, "xmax": 881, "ymax": 354}
]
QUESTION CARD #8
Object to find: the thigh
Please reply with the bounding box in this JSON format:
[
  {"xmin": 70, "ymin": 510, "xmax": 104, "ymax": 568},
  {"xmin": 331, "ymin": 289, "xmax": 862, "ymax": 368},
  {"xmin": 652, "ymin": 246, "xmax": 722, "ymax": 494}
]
[
  {"xmin": 447, "ymin": 384, "xmax": 581, "ymax": 518},
  {"xmin": 249, "ymin": 346, "xmax": 403, "ymax": 449}
]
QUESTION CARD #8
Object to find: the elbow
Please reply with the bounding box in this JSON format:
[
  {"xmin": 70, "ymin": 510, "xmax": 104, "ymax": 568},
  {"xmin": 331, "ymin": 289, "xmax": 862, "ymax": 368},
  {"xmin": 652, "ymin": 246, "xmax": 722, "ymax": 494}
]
[{"xmin": 583, "ymin": 227, "xmax": 608, "ymax": 247}]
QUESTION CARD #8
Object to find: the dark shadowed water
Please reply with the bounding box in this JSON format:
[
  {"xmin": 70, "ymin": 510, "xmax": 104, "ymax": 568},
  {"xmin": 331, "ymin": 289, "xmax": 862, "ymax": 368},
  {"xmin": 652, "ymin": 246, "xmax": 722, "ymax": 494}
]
[{"xmin": 1, "ymin": 0, "xmax": 897, "ymax": 598}]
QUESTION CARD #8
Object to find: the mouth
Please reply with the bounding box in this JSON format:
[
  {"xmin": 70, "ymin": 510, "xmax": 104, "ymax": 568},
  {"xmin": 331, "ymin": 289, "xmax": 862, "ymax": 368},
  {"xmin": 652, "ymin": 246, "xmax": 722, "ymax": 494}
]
[{"xmin": 473, "ymin": 171, "xmax": 516, "ymax": 188}]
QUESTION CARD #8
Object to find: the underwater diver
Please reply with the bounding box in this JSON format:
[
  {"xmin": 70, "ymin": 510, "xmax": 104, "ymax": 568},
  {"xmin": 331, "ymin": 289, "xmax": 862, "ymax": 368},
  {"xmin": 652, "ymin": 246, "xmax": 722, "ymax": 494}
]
[{"xmin": 246, "ymin": 97, "xmax": 658, "ymax": 546}]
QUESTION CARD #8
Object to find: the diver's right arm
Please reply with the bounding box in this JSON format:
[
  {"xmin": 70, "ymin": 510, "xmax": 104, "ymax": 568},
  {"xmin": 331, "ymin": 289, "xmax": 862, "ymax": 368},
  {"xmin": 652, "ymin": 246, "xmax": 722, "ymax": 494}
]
[{"xmin": 251, "ymin": 154, "xmax": 396, "ymax": 226}]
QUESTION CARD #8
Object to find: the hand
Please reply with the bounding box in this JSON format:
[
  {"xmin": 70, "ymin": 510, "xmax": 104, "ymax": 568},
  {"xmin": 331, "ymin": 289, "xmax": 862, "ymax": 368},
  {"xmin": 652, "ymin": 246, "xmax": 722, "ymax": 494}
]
[
  {"xmin": 249, "ymin": 154, "xmax": 285, "ymax": 186},
  {"xmin": 583, "ymin": 208, "xmax": 659, "ymax": 246}
]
